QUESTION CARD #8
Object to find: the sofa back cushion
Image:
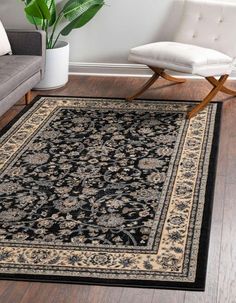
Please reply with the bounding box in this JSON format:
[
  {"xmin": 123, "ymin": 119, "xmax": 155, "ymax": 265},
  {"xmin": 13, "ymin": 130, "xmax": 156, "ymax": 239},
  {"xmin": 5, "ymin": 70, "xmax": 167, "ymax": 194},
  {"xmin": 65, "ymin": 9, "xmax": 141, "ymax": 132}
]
[{"xmin": 0, "ymin": 20, "xmax": 12, "ymax": 56}]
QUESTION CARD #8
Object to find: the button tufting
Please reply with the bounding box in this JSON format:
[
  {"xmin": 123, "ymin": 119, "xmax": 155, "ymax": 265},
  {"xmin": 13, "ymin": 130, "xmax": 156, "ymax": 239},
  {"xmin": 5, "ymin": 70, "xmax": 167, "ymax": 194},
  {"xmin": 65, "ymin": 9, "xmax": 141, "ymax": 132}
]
[
  {"xmin": 219, "ymin": 18, "xmax": 223, "ymax": 23},
  {"xmin": 192, "ymin": 34, "xmax": 197, "ymax": 38},
  {"xmin": 198, "ymin": 15, "xmax": 202, "ymax": 20},
  {"xmin": 214, "ymin": 37, "xmax": 219, "ymax": 41}
]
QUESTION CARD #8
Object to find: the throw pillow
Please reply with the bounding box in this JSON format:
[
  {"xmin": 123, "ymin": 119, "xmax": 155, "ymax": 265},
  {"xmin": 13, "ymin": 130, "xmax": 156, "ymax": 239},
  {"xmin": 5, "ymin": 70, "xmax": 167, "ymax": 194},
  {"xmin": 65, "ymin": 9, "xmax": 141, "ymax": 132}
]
[{"xmin": 0, "ymin": 20, "xmax": 12, "ymax": 56}]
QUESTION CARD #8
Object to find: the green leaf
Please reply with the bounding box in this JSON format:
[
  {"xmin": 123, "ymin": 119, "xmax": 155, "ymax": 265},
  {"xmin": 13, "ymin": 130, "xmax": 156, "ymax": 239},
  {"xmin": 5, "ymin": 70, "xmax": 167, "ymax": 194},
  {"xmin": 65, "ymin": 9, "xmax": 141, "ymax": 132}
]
[
  {"xmin": 24, "ymin": 0, "xmax": 33, "ymax": 5},
  {"xmin": 23, "ymin": 0, "xmax": 42, "ymax": 26},
  {"xmin": 62, "ymin": 0, "xmax": 86, "ymax": 16},
  {"xmin": 26, "ymin": 14, "xmax": 43, "ymax": 26},
  {"xmin": 61, "ymin": 4, "xmax": 103, "ymax": 36},
  {"xmin": 47, "ymin": 0, "xmax": 56, "ymax": 27},
  {"xmin": 25, "ymin": 0, "xmax": 56, "ymax": 26},
  {"xmin": 61, "ymin": 0, "xmax": 104, "ymax": 36},
  {"xmin": 24, "ymin": 0, "xmax": 51, "ymax": 20},
  {"xmin": 63, "ymin": 0, "xmax": 104, "ymax": 21}
]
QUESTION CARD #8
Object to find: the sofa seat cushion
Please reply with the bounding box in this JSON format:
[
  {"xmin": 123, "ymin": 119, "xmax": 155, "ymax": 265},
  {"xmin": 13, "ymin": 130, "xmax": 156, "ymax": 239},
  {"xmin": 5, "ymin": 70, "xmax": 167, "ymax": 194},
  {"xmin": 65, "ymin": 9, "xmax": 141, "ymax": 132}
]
[
  {"xmin": 0, "ymin": 55, "xmax": 42, "ymax": 100},
  {"xmin": 129, "ymin": 41, "xmax": 233, "ymax": 77}
]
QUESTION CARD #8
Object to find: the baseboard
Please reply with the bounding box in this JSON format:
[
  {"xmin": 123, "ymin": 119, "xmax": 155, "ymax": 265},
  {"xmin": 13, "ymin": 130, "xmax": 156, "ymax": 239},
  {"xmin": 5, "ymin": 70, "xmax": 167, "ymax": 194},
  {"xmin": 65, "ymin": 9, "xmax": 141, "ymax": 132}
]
[
  {"xmin": 69, "ymin": 62, "xmax": 153, "ymax": 77},
  {"xmin": 69, "ymin": 62, "xmax": 236, "ymax": 79}
]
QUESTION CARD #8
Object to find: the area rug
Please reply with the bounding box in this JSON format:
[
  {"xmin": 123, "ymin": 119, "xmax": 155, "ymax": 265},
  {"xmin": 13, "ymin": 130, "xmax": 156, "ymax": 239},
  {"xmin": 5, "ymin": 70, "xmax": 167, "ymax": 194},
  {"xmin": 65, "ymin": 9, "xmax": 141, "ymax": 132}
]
[{"xmin": 0, "ymin": 96, "xmax": 221, "ymax": 290}]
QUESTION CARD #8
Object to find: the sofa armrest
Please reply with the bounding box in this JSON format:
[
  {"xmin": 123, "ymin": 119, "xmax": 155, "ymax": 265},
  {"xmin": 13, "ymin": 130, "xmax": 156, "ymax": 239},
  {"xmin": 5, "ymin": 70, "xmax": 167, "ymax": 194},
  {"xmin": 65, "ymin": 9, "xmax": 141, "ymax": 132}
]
[
  {"xmin": 6, "ymin": 30, "xmax": 46, "ymax": 77},
  {"xmin": 6, "ymin": 30, "xmax": 46, "ymax": 56}
]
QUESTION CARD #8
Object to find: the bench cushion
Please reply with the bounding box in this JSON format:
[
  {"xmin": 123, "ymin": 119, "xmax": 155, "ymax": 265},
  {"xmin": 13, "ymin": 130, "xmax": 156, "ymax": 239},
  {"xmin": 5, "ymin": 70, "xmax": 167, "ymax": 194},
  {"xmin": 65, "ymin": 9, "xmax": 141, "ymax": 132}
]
[
  {"xmin": 129, "ymin": 41, "xmax": 233, "ymax": 77},
  {"xmin": 0, "ymin": 55, "xmax": 42, "ymax": 100}
]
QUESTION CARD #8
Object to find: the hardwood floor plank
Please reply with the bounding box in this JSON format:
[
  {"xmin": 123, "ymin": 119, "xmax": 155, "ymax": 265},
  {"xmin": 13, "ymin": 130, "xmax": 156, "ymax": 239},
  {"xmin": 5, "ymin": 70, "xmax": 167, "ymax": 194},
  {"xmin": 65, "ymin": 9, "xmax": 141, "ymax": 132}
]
[
  {"xmin": 217, "ymin": 102, "xmax": 236, "ymax": 303},
  {"xmin": 83, "ymin": 286, "xmax": 123, "ymax": 303},
  {"xmin": 0, "ymin": 281, "xmax": 15, "ymax": 298},
  {"xmin": 0, "ymin": 282, "xmax": 31, "ymax": 303},
  {"xmin": 184, "ymin": 176, "xmax": 226, "ymax": 303},
  {"xmin": 217, "ymin": 183, "xmax": 236, "ymax": 303},
  {"xmin": 20, "ymin": 283, "xmax": 63, "ymax": 303},
  {"xmin": 119, "ymin": 288, "xmax": 154, "ymax": 303},
  {"xmin": 224, "ymin": 99, "xmax": 236, "ymax": 182},
  {"xmin": 152, "ymin": 290, "xmax": 185, "ymax": 303},
  {"xmin": 50, "ymin": 285, "xmax": 92, "ymax": 303},
  {"xmin": 215, "ymin": 102, "xmax": 231, "ymax": 176},
  {"xmin": 0, "ymin": 102, "xmax": 25, "ymax": 130}
]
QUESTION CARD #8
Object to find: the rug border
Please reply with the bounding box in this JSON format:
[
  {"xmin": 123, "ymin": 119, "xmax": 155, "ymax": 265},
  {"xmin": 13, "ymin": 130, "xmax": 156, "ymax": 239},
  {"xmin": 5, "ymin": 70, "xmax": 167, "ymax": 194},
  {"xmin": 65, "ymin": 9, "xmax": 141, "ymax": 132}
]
[
  {"xmin": 0, "ymin": 95, "xmax": 222, "ymax": 137},
  {"xmin": 0, "ymin": 95, "xmax": 222, "ymax": 291}
]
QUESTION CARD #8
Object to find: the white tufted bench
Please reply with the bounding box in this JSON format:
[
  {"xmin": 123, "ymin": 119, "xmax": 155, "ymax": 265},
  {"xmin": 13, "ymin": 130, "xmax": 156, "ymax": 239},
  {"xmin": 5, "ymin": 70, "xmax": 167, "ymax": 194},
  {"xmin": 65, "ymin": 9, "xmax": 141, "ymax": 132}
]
[{"xmin": 127, "ymin": 0, "xmax": 236, "ymax": 118}]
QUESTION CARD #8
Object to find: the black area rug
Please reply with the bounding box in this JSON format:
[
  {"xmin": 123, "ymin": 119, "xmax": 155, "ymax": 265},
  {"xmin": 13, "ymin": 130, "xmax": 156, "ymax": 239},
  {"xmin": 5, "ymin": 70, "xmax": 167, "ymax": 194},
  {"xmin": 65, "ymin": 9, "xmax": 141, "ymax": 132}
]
[{"xmin": 0, "ymin": 96, "xmax": 221, "ymax": 290}]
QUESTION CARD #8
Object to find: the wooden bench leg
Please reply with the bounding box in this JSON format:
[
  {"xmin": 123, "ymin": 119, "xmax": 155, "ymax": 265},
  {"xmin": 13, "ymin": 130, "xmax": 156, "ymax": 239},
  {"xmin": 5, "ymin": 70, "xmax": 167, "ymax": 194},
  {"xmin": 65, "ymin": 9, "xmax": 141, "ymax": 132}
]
[
  {"xmin": 207, "ymin": 76, "xmax": 236, "ymax": 96},
  {"xmin": 150, "ymin": 67, "xmax": 186, "ymax": 83},
  {"xmin": 187, "ymin": 75, "xmax": 228, "ymax": 119},
  {"xmin": 126, "ymin": 71, "xmax": 162, "ymax": 101},
  {"xmin": 126, "ymin": 66, "xmax": 186, "ymax": 102},
  {"xmin": 25, "ymin": 91, "xmax": 32, "ymax": 106}
]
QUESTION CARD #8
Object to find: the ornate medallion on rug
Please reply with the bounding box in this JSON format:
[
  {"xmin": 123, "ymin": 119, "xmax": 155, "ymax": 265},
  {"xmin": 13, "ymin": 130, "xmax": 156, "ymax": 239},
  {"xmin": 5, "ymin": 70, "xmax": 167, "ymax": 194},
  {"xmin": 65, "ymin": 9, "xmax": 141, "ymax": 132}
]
[{"xmin": 0, "ymin": 96, "xmax": 221, "ymax": 290}]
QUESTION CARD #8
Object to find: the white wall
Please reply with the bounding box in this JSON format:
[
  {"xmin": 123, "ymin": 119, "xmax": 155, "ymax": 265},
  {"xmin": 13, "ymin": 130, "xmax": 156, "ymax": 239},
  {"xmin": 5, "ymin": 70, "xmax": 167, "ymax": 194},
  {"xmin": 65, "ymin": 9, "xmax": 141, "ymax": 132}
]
[
  {"xmin": 0, "ymin": 0, "xmax": 184, "ymax": 64},
  {"xmin": 66, "ymin": 0, "xmax": 183, "ymax": 63},
  {"xmin": 1, "ymin": 0, "xmax": 235, "ymax": 75}
]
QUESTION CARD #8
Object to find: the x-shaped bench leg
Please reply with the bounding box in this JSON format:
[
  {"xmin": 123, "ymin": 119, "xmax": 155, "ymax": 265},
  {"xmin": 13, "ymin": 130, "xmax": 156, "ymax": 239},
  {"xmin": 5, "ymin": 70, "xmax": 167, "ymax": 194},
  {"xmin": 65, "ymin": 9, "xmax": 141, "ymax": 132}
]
[
  {"xmin": 126, "ymin": 67, "xmax": 186, "ymax": 102},
  {"xmin": 126, "ymin": 70, "xmax": 162, "ymax": 101},
  {"xmin": 187, "ymin": 75, "xmax": 229, "ymax": 119},
  {"xmin": 207, "ymin": 76, "xmax": 236, "ymax": 95}
]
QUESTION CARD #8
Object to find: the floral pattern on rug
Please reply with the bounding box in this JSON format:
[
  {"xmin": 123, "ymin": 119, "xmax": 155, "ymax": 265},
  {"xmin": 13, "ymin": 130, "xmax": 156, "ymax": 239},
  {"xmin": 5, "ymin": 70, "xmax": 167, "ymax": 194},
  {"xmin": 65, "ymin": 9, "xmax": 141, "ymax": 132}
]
[{"xmin": 0, "ymin": 107, "xmax": 182, "ymax": 247}]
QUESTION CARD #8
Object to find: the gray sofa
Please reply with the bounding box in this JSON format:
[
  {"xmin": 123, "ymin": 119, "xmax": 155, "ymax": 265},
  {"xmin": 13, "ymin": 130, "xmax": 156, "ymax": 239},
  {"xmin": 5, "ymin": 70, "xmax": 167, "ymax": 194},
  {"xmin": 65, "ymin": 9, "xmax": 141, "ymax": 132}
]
[{"xmin": 0, "ymin": 30, "xmax": 46, "ymax": 118}]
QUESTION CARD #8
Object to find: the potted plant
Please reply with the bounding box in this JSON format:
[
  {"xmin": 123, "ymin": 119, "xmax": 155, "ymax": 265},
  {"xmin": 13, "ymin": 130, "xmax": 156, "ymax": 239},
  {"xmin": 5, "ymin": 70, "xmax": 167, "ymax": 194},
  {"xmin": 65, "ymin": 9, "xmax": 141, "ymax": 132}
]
[{"xmin": 22, "ymin": 0, "xmax": 105, "ymax": 89}]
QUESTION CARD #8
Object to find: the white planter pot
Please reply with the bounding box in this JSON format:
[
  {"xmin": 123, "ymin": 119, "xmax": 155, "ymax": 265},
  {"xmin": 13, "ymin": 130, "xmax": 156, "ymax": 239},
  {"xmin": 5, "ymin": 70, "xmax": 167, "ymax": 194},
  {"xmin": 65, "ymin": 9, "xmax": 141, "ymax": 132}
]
[{"xmin": 34, "ymin": 41, "xmax": 69, "ymax": 90}]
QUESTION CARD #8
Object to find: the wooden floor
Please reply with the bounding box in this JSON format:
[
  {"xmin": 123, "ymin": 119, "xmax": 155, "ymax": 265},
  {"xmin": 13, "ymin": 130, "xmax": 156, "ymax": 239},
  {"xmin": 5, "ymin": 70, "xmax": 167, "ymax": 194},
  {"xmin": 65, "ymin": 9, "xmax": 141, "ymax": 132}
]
[{"xmin": 0, "ymin": 75, "xmax": 236, "ymax": 303}]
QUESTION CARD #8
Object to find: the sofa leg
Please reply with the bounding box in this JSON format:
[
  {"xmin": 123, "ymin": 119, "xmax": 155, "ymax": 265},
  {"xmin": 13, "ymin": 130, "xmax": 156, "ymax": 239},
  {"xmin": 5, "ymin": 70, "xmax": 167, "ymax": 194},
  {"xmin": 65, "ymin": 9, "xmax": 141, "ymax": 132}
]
[{"xmin": 25, "ymin": 91, "xmax": 32, "ymax": 105}]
